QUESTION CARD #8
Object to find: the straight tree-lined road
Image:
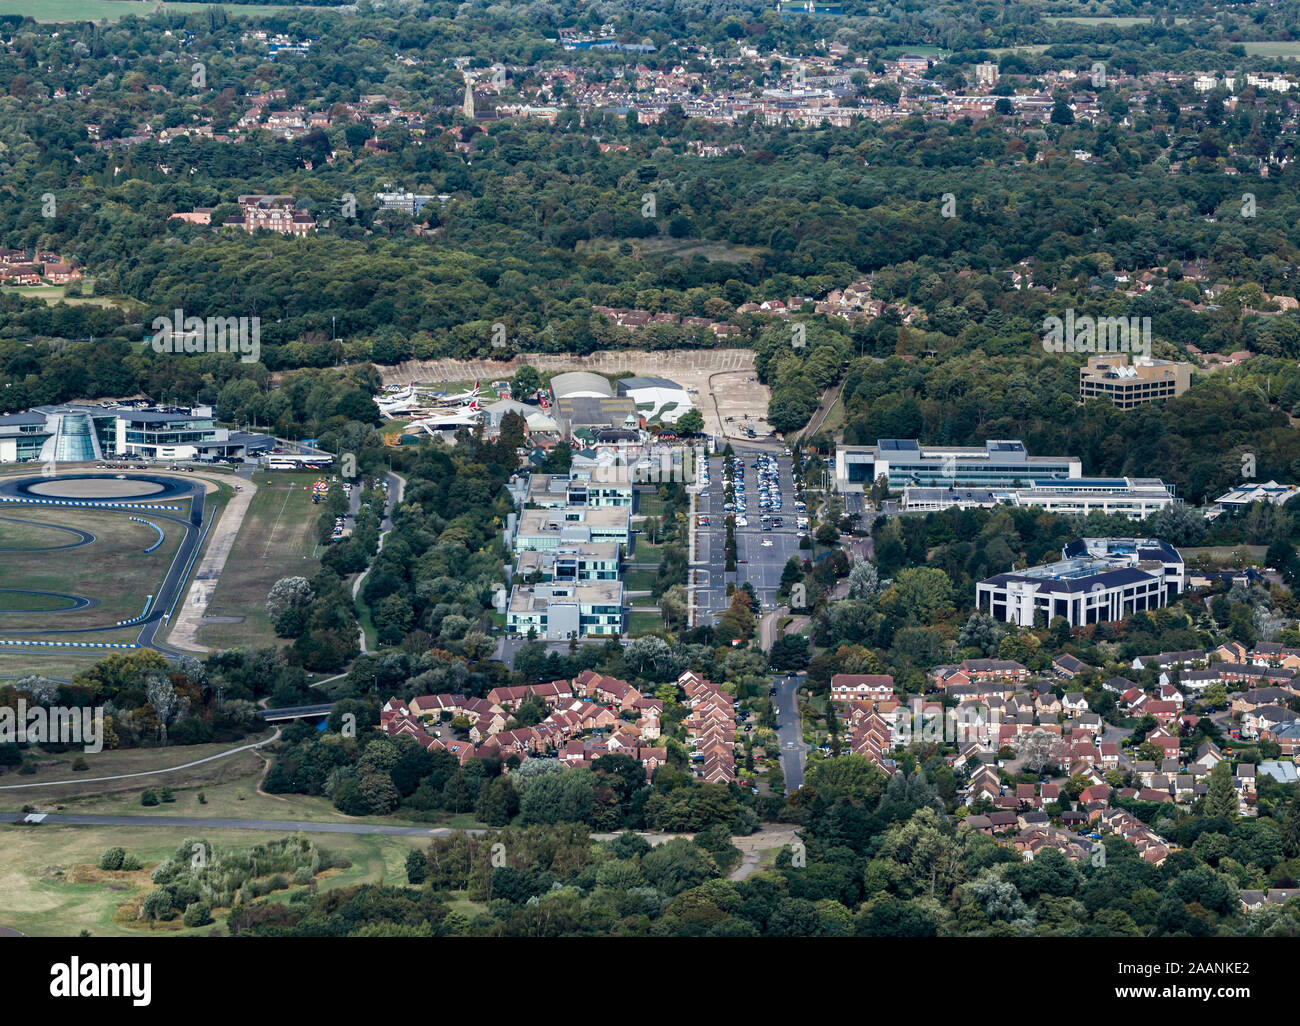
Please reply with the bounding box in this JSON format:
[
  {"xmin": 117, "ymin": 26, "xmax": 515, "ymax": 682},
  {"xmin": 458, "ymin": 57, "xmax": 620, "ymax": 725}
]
[{"xmin": 773, "ymin": 672, "xmax": 808, "ymax": 793}]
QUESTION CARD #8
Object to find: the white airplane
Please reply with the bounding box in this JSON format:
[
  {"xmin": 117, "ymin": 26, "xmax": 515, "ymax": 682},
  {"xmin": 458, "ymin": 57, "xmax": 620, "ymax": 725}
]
[
  {"xmin": 406, "ymin": 400, "xmax": 484, "ymax": 434},
  {"xmin": 437, "ymin": 380, "xmax": 490, "ymax": 406},
  {"xmin": 375, "ymin": 382, "xmax": 424, "ymax": 418}
]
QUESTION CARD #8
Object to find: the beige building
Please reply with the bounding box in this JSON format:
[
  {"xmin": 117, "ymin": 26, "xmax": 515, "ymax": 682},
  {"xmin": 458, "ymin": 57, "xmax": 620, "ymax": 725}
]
[{"xmin": 1079, "ymin": 355, "xmax": 1191, "ymax": 409}]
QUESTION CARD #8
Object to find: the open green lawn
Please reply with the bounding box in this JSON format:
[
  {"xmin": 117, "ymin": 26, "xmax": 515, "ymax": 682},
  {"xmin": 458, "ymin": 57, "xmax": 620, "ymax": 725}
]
[
  {"xmin": 1178, "ymin": 544, "xmax": 1268, "ymax": 562},
  {"xmin": 0, "ymin": 654, "xmax": 102, "ymax": 682},
  {"xmin": 198, "ymin": 471, "xmax": 323, "ymax": 651},
  {"xmin": 628, "ymin": 610, "xmax": 664, "ymax": 635},
  {"xmin": 1242, "ymin": 42, "xmax": 1300, "ymax": 58},
  {"xmin": 0, "ymin": 505, "xmax": 183, "ymax": 633},
  {"xmin": 632, "ymin": 539, "xmax": 663, "ymax": 563},
  {"xmin": 635, "ymin": 492, "xmax": 668, "ymax": 517},
  {"xmin": 623, "ymin": 569, "xmax": 658, "ymax": 593},
  {"xmin": 3, "ymin": 736, "xmax": 488, "ymax": 835}
]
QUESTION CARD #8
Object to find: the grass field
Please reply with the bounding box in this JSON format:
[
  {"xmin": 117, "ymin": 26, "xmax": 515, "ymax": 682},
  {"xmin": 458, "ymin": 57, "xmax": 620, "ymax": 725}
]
[
  {"xmin": 632, "ymin": 539, "xmax": 663, "ymax": 563},
  {"xmin": 0, "ymin": 506, "xmax": 183, "ymax": 632},
  {"xmin": 0, "ymin": 656, "xmax": 98, "ymax": 681},
  {"xmin": 0, "ymin": 823, "xmax": 427, "ymax": 936},
  {"xmin": 628, "ymin": 609, "xmax": 664, "ymax": 635},
  {"xmin": 198, "ymin": 471, "xmax": 323, "ymax": 651},
  {"xmin": 623, "ymin": 569, "xmax": 658, "ymax": 593},
  {"xmin": 1242, "ymin": 42, "xmax": 1300, "ymax": 58},
  {"xmin": 6, "ymin": 0, "xmax": 330, "ymax": 21},
  {"xmin": 1178, "ymin": 544, "xmax": 1268, "ymax": 563},
  {"xmin": 635, "ymin": 492, "xmax": 668, "ymax": 517},
  {"xmin": 0, "ymin": 592, "xmax": 80, "ymax": 612}
]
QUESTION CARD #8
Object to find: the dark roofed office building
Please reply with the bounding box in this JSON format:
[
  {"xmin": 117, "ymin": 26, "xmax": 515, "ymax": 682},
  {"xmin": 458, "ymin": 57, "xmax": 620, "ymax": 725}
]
[{"xmin": 976, "ymin": 537, "xmax": 1184, "ymax": 628}]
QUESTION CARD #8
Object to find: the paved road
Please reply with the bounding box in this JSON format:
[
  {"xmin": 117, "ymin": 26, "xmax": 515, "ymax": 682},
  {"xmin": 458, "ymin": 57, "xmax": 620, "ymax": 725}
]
[
  {"xmin": 773, "ymin": 672, "xmax": 809, "ymax": 792},
  {"xmin": 351, "ymin": 472, "xmax": 405, "ymax": 653},
  {"xmin": 0, "ymin": 730, "xmax": 279, "ymax": 789}
]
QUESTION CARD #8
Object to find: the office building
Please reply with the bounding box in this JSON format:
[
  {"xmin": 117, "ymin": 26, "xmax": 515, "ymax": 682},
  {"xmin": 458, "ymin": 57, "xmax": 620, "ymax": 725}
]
[
  {"xmin": 901, "ymin": 477, "xmax": 1177, "ymax": 520},
  {"xmin": 1079, "ymin": 355, "xmax": 1192, "ymax": 409},
  {"xmin": 834, "ymin": 438, "xmax": 1080, "ymax": 492},
  {"xmin": 527, "ymin": 471, "xmax": 633, "ymax": 508},
  {"xmin": 975, "ymin": 538, "xmax": 1183, "ymax": 628},
  {"xmin": 0, "ymin": 402, "xmax": 271, "ymax": 464},
  {"xmin": 515, "ymin": 543, "xmax": 621, "ymax": 582},
  {"xmin": 514, "ymin": 505, "xmax": 631, "ymax": 553},
  {"xmin": 507, "ymin": 580, "xmax": 625, "ymax": 638},
  {"xmin": 1210, "ymin": 480, "xmax": 1300, "ymax": 518}
]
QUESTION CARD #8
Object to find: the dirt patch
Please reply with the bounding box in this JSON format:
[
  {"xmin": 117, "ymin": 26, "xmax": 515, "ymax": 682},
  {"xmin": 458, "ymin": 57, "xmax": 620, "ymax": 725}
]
[
  {"xmin": 370, "ymin": 348, "xmax": 766, "ymax": 439},
  {"xmin": 63, "ymin": 864, "xmax": 155, "ymax": 886}
]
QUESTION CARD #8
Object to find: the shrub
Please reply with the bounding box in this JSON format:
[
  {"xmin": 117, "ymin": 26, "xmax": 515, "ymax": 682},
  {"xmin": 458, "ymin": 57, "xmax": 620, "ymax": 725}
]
[
  {"xmin": 99, "ymin": 847, "xmax": 126, "ymax": 871},
  {"xmin": 71, "ymin": 757, "xmax": 88, "ymax": 771},
  {"xmin": 121, "ymin": 854, "xmax": 142, "ymax": 871},
  {"xmin": 141, "ymin": 789, "xmax": 159, "ymax": 807},
  {"xmin": 182, "ymin": 901, "xmax": 213, "ymax": 928}
]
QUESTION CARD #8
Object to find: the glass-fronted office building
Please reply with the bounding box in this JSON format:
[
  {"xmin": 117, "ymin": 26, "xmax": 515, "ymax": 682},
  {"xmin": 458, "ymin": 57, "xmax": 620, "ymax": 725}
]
[{"xmin": 835, "ymin": 439, "xmax": 1081, "ymax": 491}]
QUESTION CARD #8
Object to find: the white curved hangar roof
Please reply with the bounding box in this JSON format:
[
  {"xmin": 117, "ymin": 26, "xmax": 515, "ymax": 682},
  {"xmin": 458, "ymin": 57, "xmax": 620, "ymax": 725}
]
[{"xmin": 550, "ymin": 371, "xmax": 614, "ymax": 399}]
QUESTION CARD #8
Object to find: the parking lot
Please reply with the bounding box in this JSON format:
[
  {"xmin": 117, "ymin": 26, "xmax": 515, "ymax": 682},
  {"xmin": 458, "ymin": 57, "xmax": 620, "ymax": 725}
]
[{"xmin": 695, "ymin": 444, "xmax": 807, "ymax": 620}]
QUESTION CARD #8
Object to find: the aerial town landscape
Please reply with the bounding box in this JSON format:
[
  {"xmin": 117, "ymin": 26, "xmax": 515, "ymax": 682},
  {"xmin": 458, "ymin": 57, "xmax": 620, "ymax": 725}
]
[{"xmin": 2, "ymin": 0, "xmax": 1300, "ymax": 997}]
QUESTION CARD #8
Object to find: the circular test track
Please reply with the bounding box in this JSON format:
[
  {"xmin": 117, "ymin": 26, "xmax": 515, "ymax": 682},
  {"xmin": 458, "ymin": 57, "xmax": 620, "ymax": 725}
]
[{"xmin": 0, "ymin": 473, "xmax": 207, "ymax": 653}]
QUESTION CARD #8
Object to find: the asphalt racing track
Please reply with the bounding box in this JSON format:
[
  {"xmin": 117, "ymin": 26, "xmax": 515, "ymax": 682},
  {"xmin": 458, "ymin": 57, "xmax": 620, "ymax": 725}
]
[
  {"xmin": 0, "ymin": 474, "xmax": 208, "ymax": 656},
  {"xmin": 0, "ymin": 516, "xmax": 95, "ymax": 551},
  {"xmin": 0, "ymin": 590, "xmax": 95, "ymax": 613}
]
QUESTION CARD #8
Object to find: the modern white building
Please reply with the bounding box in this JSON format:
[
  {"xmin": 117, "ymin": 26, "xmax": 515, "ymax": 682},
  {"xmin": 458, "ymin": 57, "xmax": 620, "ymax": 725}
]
[
  {"xmin": 507, "ymin": 580, "xmax": 625, "ymax": 638},
  {"xmin": 1209, "ymin": 480, "xmax": 1300, "ymax": 519},
  {"xmin": 527, "ymin": 471, "xmax": 633, "ymax": 508},
  {"xmin": 0, "ymin": 402, "xmax": 271, "ymax": 464},
  {"xmin": 835, "ymin": 439, "xmax": 1081, "ymax": 492},
  {"xmin": 514, "ymin": 506, "xmax": 631, "ymax": 553},
  {"xmin": 975, "ymin": 538, "xmax": 1183, "ymax": 628},
  {"xmin": 902, "ymin": 477, "xmax": 1177, "ymax": 520},
  {"xmin": 515, "ymin": 543, "xmax": 621, "ymax": 582}
]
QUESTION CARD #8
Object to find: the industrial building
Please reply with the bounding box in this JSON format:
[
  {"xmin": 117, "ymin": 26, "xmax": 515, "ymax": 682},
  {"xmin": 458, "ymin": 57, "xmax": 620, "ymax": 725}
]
[
  {"xmin": 975, "ymin": 538, "xmax": 1184, "ymax": 628},
  {"xmin": 616, "ymin": 376, "xmax": 693, "ymax": 424},
  {"xmin": 549, "ymin": 372, "xmax": 638, "ymax": 433}
]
